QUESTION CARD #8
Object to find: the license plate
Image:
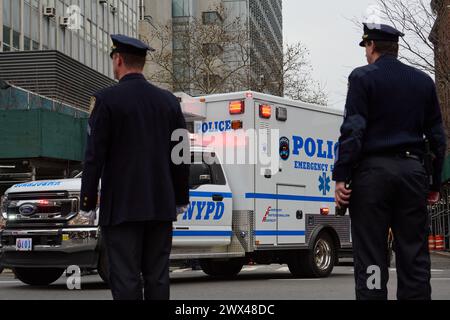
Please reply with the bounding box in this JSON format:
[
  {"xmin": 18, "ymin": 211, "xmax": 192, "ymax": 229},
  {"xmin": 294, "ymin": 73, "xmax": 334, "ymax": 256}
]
[{"xmin": 16, "ymin": 238, "xmax": 33, "ymax": 251}]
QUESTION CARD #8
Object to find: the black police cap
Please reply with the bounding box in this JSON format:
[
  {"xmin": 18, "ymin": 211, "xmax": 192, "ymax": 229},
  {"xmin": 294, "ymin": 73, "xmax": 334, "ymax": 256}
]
[
  {"xmin": 359, "ymin": 23, "xmax": 405, "ymax": 47},
  {"xmin": 110, "ymin": 34, "xmax": 155, "ymax": 58}
]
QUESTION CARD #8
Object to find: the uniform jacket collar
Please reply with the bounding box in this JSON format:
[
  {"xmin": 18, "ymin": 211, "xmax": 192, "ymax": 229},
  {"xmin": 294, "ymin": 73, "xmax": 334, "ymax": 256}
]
[
  {"xmin": 375, "ymin": 54, "xmax": 398, "ymax": 64},
  {"xmin": 119, "ymin": 73, "xmax": 145, "ymax": 83}
]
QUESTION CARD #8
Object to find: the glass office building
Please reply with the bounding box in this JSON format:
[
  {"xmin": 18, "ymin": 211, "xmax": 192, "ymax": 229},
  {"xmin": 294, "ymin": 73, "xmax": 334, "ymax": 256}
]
[{"xmin": 0, "ymin": 0, "xmax": 139, "ymax": 78}]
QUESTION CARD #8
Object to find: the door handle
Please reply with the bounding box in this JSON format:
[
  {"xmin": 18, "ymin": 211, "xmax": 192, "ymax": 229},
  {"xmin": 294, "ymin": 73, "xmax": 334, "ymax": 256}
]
[{"xmin": 212, "ymin": 194, "xmax": 224, "ymax": 202}]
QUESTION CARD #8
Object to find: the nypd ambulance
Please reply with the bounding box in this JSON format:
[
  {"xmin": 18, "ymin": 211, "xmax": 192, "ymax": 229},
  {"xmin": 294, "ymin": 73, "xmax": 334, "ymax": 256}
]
[{"xmin": 0, "ymin": 91, "xmax": 351, "ymax": 286}]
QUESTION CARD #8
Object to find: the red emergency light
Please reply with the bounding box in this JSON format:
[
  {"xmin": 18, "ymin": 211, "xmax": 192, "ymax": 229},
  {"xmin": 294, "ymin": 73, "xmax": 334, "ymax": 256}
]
[
  {"xmin": 229, "ymin": 101, "xmax": 245, "ymax": 115},
  {"xmin": 320, "ymin": 207, "xmax": 330, "ymax": 216},
  {"xmin": 259, "ymin": 104, "xmax": 272, "ymax": 119}
]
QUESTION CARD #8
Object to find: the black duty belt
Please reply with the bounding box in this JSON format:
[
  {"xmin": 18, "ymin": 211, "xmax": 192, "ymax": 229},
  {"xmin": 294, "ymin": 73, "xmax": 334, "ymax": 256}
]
[
  {"xmin": 396, "ymin": 151, "xmax": 422, "ymax": 161},
  {"xmin": 370, "ymin": 151, "xmax": 422, "ymax": 161}
]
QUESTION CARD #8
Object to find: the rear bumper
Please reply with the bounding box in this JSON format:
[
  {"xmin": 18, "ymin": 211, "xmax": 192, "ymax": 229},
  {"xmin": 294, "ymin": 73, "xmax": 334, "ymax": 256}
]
[{"xmin": 0, "ymin": 227, "xmax": 100, "ymax": 268}]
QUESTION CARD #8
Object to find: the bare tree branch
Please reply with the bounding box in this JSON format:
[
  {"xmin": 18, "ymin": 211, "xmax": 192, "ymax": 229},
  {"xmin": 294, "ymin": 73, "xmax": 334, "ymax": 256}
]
[{"xmin": 141, "ymin": 5, "xmax": 328, "ymax": 105}]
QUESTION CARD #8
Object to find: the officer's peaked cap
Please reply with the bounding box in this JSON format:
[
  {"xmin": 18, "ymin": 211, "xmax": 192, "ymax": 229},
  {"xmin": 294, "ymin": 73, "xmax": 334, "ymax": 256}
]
[
  {"xmin": 110, "ymin": 34, "xmax": 154, "ymax": 58},
  {"xmin": 359, "ymin": 23, "xmax": 405, "ymax": 47}
]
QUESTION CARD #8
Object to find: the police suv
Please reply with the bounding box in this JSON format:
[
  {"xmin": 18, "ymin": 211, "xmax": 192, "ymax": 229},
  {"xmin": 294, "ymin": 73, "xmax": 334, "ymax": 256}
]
[{"xmin": 0, "ymin": 91, "xmax": 351, "ymax": 286}]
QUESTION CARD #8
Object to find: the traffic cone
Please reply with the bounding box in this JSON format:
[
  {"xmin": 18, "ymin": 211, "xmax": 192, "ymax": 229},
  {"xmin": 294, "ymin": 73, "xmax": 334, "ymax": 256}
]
[
  {"xmin": 428, "ymin": 235, "xmax": 436, "ymax": 251},
  {"xmin": 435, "ymin": 235, "xmax": 445, "ymax": 251}
]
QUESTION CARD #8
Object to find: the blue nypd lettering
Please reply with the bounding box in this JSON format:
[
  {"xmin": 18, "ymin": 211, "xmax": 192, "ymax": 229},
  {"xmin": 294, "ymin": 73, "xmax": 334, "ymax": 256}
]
[
  {"xmin": 13, "ymin": 181, "xmax": 62, "ymax": 188},
  {"xmin": 196, "ymin": 120, "xmax": 232, "ymax": 134},
  {"xmin": 182, "ymin": 201, "xmax": 225, "ymax": 221}
]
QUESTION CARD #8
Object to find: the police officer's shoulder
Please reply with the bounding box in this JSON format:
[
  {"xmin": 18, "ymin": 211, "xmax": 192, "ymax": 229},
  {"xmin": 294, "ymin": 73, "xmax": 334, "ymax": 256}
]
[
  {"xmin": 158, "ymin": 87, "xmax": 182, "ymax": 109},
  {"xmin": 349, "ymin": 64, "xmax": 379, "ymax": 80},
  {"xmin": 403, "ymin": 63, "xmax": 435, "ymax": 85},
  {"xmin": 93, "ymin": 82, "xmax": 124, "ymax": 104}
]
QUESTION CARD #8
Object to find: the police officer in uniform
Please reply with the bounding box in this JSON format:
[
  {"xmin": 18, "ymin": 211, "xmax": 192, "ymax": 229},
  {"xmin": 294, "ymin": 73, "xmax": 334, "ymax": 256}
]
[
  {"xmin": 333, "ymin": 23, "xmax": 446, "ymax": 300},
  {"xmin": 80, "ymin": 34, "xmax": 190, "ymax": 300}
]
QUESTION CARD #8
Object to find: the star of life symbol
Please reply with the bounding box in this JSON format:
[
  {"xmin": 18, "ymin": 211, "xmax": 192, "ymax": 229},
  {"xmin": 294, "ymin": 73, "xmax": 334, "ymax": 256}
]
[
  {"xmin": 67, "ymin": 5, "xmax": 82, "ymax": 31},
  {"xmin": 319, "ymin": 172, "xmax": 331, "ymax": 196}
]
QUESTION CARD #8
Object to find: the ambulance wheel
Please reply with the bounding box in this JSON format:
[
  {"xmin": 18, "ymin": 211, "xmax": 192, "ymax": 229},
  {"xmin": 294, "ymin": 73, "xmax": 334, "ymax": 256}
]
[
  {"xmin": 288, "ymin": 232, "xmax": 336, "ymax": 278},
  {"xmin": 13, "ymin": 268, "xmax": 64, "ymax": 286},
  {"xmin": 200, "ymin": 259, "xmax": 244, "ymax": 277}
]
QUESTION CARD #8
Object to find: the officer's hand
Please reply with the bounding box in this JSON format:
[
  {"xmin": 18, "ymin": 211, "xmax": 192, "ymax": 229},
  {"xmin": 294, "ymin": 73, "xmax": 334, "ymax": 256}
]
[
  {"xmin": 176, "ymin": 205, "xmax": 189, "ymax": 215},
  {"xmin": 335, "ymin": 182, "xmax": 352, "ymax": 208},
  {"xmin": 428, "ymin": 191, "xmax": 440, "ymax": 206}
]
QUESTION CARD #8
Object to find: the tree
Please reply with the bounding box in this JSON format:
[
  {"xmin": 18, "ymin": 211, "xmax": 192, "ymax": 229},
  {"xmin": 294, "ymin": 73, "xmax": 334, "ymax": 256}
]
[
  {"xmin": 354, "ymin": 0, "xmax": 448, "ymax": 84},
  {"xmin": 142, "ymin": 5, "xmax": 251, "ymax": 95},
  {"xmin": 142, "ymin": 5, "xmax": 328, "ymax": 105},
  {"xmin": 281, "ymin": 42, "xmax": 328, "ymax": 106}
]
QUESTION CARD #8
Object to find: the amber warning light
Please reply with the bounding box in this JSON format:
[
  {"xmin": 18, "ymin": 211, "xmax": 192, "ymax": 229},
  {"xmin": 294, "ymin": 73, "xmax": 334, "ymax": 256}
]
[{"xmin": 229, "ymin": 101, "xmax": 245, "ymax": 115}]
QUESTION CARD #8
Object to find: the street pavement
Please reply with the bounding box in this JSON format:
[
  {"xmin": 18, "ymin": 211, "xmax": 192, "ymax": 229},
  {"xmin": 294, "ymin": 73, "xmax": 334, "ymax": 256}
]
[{"xmin": 0, "ymin": 253, "xmax": 449, "ymax": 300}]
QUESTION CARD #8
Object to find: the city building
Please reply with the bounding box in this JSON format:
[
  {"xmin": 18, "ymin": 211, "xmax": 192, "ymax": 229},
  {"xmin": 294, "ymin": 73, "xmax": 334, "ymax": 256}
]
[
  {"xmin": 0, "ymin": 0, "xmax": 139, "ymax": 190},
  {"xmin": 0, "ymin": 0, "xmax": 139, "ymax": 78},
  {"xmin": 140, "ymin": 0, "xmax": 283, "ymax": 96}
]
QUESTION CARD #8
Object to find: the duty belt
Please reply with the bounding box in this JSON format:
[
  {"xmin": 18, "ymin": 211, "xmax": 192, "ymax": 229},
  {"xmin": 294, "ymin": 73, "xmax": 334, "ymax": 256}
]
[{"xmin": 368, "ymin": 151, "xmax": 422, "ymax": 162}]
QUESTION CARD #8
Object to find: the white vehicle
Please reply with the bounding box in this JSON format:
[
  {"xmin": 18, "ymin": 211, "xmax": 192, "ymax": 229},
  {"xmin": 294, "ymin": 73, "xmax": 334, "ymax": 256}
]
[{"xmin": 0, "ymin": 91, "xmax": 351, "ymax": 286}]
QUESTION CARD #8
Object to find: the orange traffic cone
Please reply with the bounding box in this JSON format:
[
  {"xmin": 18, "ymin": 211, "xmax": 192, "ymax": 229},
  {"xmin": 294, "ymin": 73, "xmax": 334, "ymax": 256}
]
[
  {"xmin": 428, "ymin": 235, "xmax": 436, "ymax": 251},
  {"xmin": 435, "ymin": 235, "xmax": 445, "ymax": 251}
]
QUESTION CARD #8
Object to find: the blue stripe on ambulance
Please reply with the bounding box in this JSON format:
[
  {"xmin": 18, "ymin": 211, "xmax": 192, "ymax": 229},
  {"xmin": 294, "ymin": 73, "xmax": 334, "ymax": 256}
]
[
  {"xmin": 245, "ymin": 193, "xmax": 334, "ymax": 203},
  {"xmin": 189, "ymin": 191, "xmax": 233, "ymax": 198}
]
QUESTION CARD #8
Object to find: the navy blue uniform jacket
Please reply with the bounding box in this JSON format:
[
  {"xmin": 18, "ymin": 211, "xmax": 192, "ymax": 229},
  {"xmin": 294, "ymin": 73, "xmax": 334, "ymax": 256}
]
[
  {"xmin": 333, "ymin": 55, "xmax": 446, "ymax": 191},
  {"xmin": 80, "ymin": 73, "xmax": 190, "ymax": 226}
]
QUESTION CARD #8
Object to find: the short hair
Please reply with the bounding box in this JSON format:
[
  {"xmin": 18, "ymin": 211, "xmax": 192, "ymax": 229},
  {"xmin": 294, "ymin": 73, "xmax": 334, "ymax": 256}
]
[
  {"xmin": 118, "ymin": 52, "xmax": 146, "ymax": 69},
  {"xmin": 369, "ymin": 40, "xmax": 399, "ymax": 58}
]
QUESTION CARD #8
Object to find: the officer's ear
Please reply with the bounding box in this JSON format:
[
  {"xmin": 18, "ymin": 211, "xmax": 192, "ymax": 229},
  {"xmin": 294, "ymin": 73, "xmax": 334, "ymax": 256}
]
[
  {"xmin": 366, "ymin": 40, "xmax": 376, "ymax": 54},
  {"xmin": 113, "ymin": 53, "xmax": 124, "ymax": 68}
]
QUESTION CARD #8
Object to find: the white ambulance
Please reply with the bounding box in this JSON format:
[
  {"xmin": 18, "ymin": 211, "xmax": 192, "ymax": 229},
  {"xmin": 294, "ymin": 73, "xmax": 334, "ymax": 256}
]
[{"xmin": 0, "ymin": 91, "xmax": 351, "ymax": 286}]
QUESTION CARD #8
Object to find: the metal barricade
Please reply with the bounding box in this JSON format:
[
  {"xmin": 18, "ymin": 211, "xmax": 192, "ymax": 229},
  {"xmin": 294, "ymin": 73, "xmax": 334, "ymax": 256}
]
[{"xmin": 429, "ymin": 185, "xmax": 450, "ymax": 251}]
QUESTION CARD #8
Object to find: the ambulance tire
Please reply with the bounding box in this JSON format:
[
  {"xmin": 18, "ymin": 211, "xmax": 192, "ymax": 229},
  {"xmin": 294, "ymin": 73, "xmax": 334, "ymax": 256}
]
[
  {"xmin": 200, "ymin": 259, "xmax": 244, "ymax": 277},
  {"xmin": 13, "ymin": 267, "xmax": 64, "ymax": 286},
  {"xmin": 97, "ymin": 244, "xmax": 110, "ymax": 286},
  {"xmin": 288, "ymin": 232, "xmax": 336, "ymax": 278}
]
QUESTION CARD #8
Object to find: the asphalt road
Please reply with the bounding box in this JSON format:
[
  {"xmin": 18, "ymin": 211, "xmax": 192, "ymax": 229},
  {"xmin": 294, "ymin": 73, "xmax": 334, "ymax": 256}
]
[{"xmin": 0, "ymin": 253, "xmax": 449, "ymax": 300}]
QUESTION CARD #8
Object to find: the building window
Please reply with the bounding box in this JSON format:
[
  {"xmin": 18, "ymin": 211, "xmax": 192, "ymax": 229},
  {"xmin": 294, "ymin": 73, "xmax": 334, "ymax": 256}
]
[
  {"xmin": 202, "ymin": 11, "xmax": 222, "ymax": 25},
  {"xmin": 3, "ymin": 0, "xmax": 11, "ymax": 27},
  {"xmin": 172, "ymin": 0, "xmax": 190, "ymax": 17},
  {"xmin": 12, "ymin": 30, "xmax": 20, "ymax": 50},
  {"xmin": 24, "ymin": 36, "xmax": 31, "ymax": 51},
  {"xmin": 2, "ymin": 26, "xmax": 11, "ymax": 51},
  {"xmin": 138, "ymin": 0, "xmax": 144, "ymax": 20},
  {"xmin": 12, "ymin": 0, "xmax": 20, "ymax": 31}
]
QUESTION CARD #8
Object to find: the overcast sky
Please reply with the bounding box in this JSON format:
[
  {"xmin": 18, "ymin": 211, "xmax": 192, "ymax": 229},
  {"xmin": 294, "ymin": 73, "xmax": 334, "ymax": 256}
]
[{"xmin": 283, "ymin": 0, "xmax": 376, "ymax": 109}]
